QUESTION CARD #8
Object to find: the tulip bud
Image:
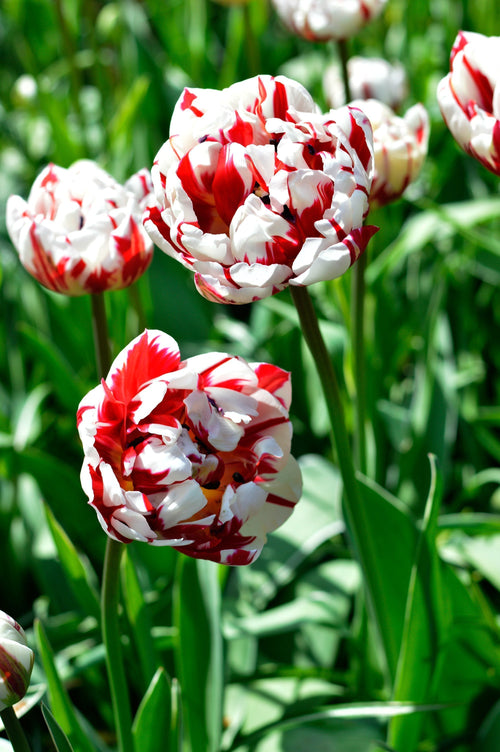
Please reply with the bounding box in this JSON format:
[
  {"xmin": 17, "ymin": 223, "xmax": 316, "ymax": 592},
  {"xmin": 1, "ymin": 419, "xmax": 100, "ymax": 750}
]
[{"xmin": 0, "ymin": 612, "xmax": 34, "ymax": 713}]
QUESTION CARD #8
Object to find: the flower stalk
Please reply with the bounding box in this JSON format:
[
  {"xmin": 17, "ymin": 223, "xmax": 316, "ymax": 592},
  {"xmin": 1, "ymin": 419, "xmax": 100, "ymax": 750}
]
[
  {"xmin": 0, "ymin": 707, "xmax": 32, "ymax": 752},
  {"xmin": 90, "ymin": 294, "xmax": 134, "ymax": 752},
  {"xmin": 290, "ymin": 285, "xmax": 390, "ymax": 671}
]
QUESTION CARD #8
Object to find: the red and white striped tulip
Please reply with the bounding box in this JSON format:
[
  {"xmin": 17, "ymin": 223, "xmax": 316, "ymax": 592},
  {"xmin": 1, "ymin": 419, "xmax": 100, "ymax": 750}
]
[
  {"xmin": 352, "ymin": 99, "xmax": 430, "ymax": 208},
  {"xmin": 6, "ymin": 161, "xmax": 154, "ymax": 295},
  {"xmin": 270, "ymin": 0, "xmax": 387, "ymax": 42},
  {"xmin": 323, "ymin": 57, "xmax": 408, "ymax": 110},
  {"xmin": 77, "ymin": 330, "xmax": 302, "ymax": 565},
  {"xmin": 144, "ymin": 75, "xmax": 376, "ymax": 304},
  {"xmin": 0, "ymin": 611, "xmax": 34, "ymax": 713},
  {"xmin": 437, "ymin": 31, "xmax": 500, "ymax": 175}
]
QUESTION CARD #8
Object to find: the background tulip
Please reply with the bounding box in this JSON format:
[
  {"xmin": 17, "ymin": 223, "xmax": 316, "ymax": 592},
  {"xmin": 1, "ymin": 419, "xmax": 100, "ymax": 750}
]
[
  {"xmin": 437, "ymin": 31, "xmax": 500, "ymax": 175},
  {"xmin": 77, "ymin": 329, "xmax": 302, "ymax": 564},
  {"xmin": 144, "ymin": 74, "xmax": 377, "ymax": 304},
  {"xmin": 323, "ymin": 57, "xmax": 408, "ymax": 110},
  {"xmin": 351, "ymin": 99, "xmax": 430, "ymax": 208},
  {"xmin": 270, "ymin": 0, "xmax": 387, "ymax": 42},
  {"xmin": 0, "ymin": 611, "xmax": 34, "ymax": 713},
  {"xmin": 6, "ymin": 161, "xmax": 154, "ymax": 295}
]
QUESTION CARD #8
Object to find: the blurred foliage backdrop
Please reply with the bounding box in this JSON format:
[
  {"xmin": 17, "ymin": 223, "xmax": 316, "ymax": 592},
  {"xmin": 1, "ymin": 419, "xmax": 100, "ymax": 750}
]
[{"xmin": 2, "ymin": 1, "xmax": 500, "ymax": 751}]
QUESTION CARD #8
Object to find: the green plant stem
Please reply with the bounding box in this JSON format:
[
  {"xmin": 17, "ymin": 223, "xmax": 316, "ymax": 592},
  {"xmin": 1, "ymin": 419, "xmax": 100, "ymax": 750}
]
[
  {"xmin": 243, "ymin": 2, "xmax": 261, "ymax": 77},
  {"xmin": 337, "ymin": 39, "xmax": 352, "ymax": 102},
  {"xmin": 290, "ymin": 286, "xmax": 389, "ymax": 672},
  {"xmin": 351, "ymin": 251, "xmax": 368, "ymax": 474},
  {"xmin": 90, "ymin": 294, "xmax": 133, "ymax": 752},
  {"xmin": 102, "ymin": 539, "xmax": 134, "ymax": 752},
  {"xmin": 0, "ymin": 707, "xmax": 32, "ymax": 752},
  {"xmin": 91, "ymin": 294, "xmax": 112, "ymax": 378}
]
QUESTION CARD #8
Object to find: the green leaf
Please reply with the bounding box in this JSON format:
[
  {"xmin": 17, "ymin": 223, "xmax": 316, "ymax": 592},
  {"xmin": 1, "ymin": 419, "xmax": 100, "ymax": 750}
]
[
  {"xmin": 121, "ymin": 548, "xmax": 161, "ymax": 691},
  {"xmin": 388, "ymin": 456, "xmax": 449, "ymax": 752},
  {"xmin": 34, "ymin": 620, "xmax": 95, "ymax": 752},
  {"xmin": 44, "ymin": 505, "xmax": 100, "ymax": 621},
  {"xmin": 41, "ymin": 703, "xmax": 75, "ymax": 752},
  {"xmin": 132, "ymin": 668, "xmax": 171, "ymax": 752},
  {"xmin": 173, "ymin": 557, "xmax": 223, "ymax": 752}
]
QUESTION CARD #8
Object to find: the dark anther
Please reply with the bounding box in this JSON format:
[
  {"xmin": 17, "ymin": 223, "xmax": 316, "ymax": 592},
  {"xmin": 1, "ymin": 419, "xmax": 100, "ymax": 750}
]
[
  {"xmin": 198, "ymin": 135, "xmax": 208, "ymax": 143},
  {"xmin": 260, "ymin": 194, "xmax": 271, "ymax": 205},
  {"xmin": 307, "ymin": 144, "xmax": 316, "ymax": 155},
  {"xmin": 280, "ymin": 205, "xmax": 295, "ymax": 222},
  {"xmin": 269, "ymin": 138, "xmax": 279, "ymax": 151},
  {"xmin": 203, "ymin": 480, "xmax": 221, "ymax": 490},
  {"xmin": 232, "ymin": 472, "xmax": 245, "ymax": 483}
]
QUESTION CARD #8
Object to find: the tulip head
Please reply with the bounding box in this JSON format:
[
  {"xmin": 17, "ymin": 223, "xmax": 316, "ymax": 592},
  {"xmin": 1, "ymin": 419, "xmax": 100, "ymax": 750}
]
[
  {"xmin": 270, "ymin": 0, "xmax": 387, "ymax": 42},
  {"xmin": 0, "ymin": 611, "xmax": 34, "ymax": 713}
]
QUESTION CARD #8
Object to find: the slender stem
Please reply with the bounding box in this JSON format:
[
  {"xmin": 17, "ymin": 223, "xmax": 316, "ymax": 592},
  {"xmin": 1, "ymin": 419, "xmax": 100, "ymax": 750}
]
[
  {"xmin": 337, "ymin": 39, "xmax": 352, "ymax": 103},
  {"xmin": 101, "ymin": 540, "xmax": 134, "ymax": 752},
  {"xmin": 351, "ymin": 251, "xmax": 368, "ymax": 474},
  {"xmin": 290, "ymin": 286, "xmax": 389, "ymax": 670},
  {"xmin": 91, "ymin": 294, "xmax": 112, "ymax": 378},
  {"xmin": 243, "ymin": 2, "xmax": 260, "ymax": 78},
  {"xmin": 90, "ymin": 295, "xmax": 133, "ymax": 752},
  {"xmin": 0, "ymin": 707, "xmax": 32, "ymax": 752}
]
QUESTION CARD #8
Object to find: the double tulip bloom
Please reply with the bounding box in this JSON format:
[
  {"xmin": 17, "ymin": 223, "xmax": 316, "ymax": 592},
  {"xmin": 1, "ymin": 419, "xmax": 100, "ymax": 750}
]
[
  {"xmin": 0, "ymin": 611, "xmax": 34, "ymax": 713},
  {"xmin": 437, "ymin": 31, "xmax": 500, "ymax": 176},
  {"xmin": 144, "ymin": 74, "xmax": 377, "ymax": 304},
  {"xmin": 270, "ymin": 0, "xmax": 387, "ymax": 42},
  {"xmin": 353, "ymin": 99, "xmax": 430, "ymax": 208},
  {"xmin": 77, "ymin": 330, "xmax": 302, "ymax": 565},
  {"xmin": 7, "ymin": 161, "xmax": 154, "ymax": 296}
]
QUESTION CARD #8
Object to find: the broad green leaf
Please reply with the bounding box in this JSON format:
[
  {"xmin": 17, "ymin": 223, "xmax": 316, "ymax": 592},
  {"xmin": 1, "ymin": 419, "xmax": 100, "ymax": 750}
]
[
  {"xmin": 45, "ymin": 505, "xmax": 100, "ymax": 621},
  {"xmin": 41, "ymin": 703, "xmax": 75, "ymax": 752},
  {"xmin": 34, "ymin": 620, "xmax": 95, "ymax": 752},
  {"xmin": 173, "ymin": 557, "xmax": 223, "ymax": 752},
  {"xmin": 389, "ymin": 455, "xmax": 448, "ymax": 752},
  {"xmin": 132, "ymin": 668, "xmax": 171, "ymax": 752},
  {"xmin": 121, "ymin": 548, "xmax": 161, "ymax": 691}
]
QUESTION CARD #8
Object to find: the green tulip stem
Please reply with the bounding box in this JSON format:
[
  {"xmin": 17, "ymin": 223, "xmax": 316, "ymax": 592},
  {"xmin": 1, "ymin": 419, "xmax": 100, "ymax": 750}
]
[
  {"xmin": 101, "ymin": 539, "xmax": 134, "ymax": 752},
  {"xmin": 90, "ymin": 294, "xmax": 133, "ymax": 752},
  {"xmin": 0, "ymin": 707, "xmax": 32, "ymax": 752},
  {"xmin": 337, "ymin": 39, "xmax": 352, "ymax": 103},
  {"xmin": 351, "ymin": 251, "xmax": 368, "ymax": 474},
  {"xmin": 290, "ymin": 285, "xmax": 386, "ymax": 662}
]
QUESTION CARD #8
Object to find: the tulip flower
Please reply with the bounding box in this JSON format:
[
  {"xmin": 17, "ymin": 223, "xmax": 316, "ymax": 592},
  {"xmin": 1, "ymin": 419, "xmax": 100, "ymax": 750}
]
[
  {"xmin": 6, "ymin": 161, "xmax": 154, "ymax": 295},
  {"xmin": 437, "ymin": 31, "xmax": 500, "ymax": 175},
  {"xmin": 144, "ymin": 74, "xmax": 376, "ymax": 304},
  {"xmin": 270, "ymin": 0, "xmax": 387, "ymax": 42},
  {"xmin": 0, "ymin": 611, "xmax": 34, "ymax": 713},
  {"xmin": 77, "ymin": 329, "xmax": 302, "ymax": 564},
  {"xmin": 323, "ymin": 57, "xmax": 408, "ymax": 110},
  {"xmin": 351, "ymin": 99, "xmax": 430, "ymax": 208}
]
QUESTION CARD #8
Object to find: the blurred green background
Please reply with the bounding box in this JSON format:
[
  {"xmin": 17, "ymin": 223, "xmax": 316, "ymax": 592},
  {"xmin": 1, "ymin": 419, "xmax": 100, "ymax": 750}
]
[{"xmin": 1, "ymin": 1, "xmax": 500, "ymax": 751}]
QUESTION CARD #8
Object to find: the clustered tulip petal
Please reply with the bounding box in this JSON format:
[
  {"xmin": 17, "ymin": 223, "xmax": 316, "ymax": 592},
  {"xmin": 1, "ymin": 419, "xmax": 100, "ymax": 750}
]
[
  {"xmin": 0, "ymin": 611, "xmax": 34, "ymax": 713},
  {"xmin": 437, "ymin": 31, "xmax": 500, "ymax": 175},
  {"xmin": 352, "ymin": 99, "xmax": 430, "ymax": 208},
  {"xmin": 323, "ymin": 57, "xmax": 408, "ymax": 110},
  {"xmin": 270, "ymin": 0, "xmax": 387, "ymax": 42},
  {"xmin": 144, "ymin": 74, "xmax": 377, "ymax": 304},
  {"xmin": 77, "ymin": 329, "xmax": 302, "ymax": 565},
  {"xmin": 6, "ymin": 160, "xmax": 154, "ymax": 296}
]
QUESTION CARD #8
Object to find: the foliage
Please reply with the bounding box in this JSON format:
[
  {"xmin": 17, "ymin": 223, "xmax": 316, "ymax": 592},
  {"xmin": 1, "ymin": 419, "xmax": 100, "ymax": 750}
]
[{"xmin": 1, "ymin": 1, "xmax": 500, "ymax": 751}]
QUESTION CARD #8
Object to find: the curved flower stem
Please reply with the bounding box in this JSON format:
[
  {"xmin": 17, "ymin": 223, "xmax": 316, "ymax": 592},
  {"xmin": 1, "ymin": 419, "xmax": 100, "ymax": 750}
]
[
  {"xmin": 101, "ymin": 539, "xmax": 134, "ymax": 752},
  {"xmin": 0, "ymin": 707, "xmax": 32, "ymax": 752},
  {"xmin": 290, "ymin": 286, "xmax": 388, "ymax": 668},
  {"xmin": 91, "ymin": 294, "xmax": 112, "ymax": 379},
  {"xmin": 90, "ymin": 295, "xmax": 133, "ymax": 752},
  {"xmin": 351, "ymin": 251, "xmax": 368, "ymax": 475}
]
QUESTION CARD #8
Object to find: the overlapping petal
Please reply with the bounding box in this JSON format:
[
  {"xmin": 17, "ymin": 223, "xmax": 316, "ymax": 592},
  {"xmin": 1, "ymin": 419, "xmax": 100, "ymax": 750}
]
[
  {"xmin": 352, "ymin": 99, "xmax": 430, "ymax": 208},
  {"xmin": 6, "ymin": 161, "xmax": 154, "ymax": 295},
  {"xmin": 0, "ymin": 611, "xmax": 34, "ymax": 712},
  {"xmin": 437, "ymin": 31, "xmax": 500, "ymax": 175},
  {"xmin": 270, "ymin": 0, "xmax": 387, "ymax": 42},
  {"xmin": 144, "ymin": 74, "xmax": 376, "ymax": 304},
  {"xmin": 77, "ymin": 330, "xmax": 301, "ymax": 564}
]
